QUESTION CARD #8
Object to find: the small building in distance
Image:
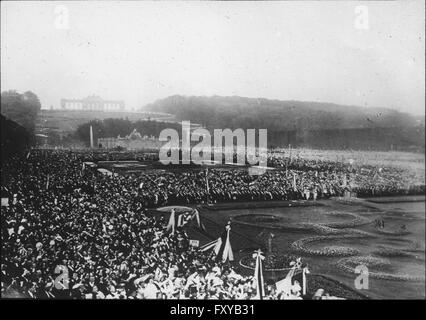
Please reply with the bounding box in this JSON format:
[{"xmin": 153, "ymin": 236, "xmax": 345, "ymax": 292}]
[
  {"xmin": 61, "ymin": 95, "xmax": 125, "ymax": 112},
  {"xmin": 98, "ymin": 129, "xmax": 164, "ymax": 150}
]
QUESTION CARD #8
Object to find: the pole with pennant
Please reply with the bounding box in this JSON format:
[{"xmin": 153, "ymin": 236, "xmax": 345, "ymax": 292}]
[
  {"xmin": 291, "ymin": 258, "xmax": 309, "ymax": 296},
  {"xmin": 200, "ymin": 221, "xmax": 233, "ymax": 263},
  {"xmin": 302, "ymin": 265, "xmax": 309, "ymax": 295},
  {"xmin": 215, "ymin": 221, "xmax": 233, "ymax": 263},
  {"xmin": 166, "ymin": 209, "xmax": 176, "ymax": 234},
  {"xmin": 253, "ymin": 249, "xmax": 265, "ymax": 300},
  {"xmin": 275, "ymin": 257, "xmax": 309, "ymax": 297}
]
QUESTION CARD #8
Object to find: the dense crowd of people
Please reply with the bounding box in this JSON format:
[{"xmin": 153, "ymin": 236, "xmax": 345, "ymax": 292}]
[
  {"xmin": 1, "ymin": 149, "xmax": 424, "ymax": 299},
  {"xmin": 267, "ymin": 153, "xmax": 425, "ymax": 198}
]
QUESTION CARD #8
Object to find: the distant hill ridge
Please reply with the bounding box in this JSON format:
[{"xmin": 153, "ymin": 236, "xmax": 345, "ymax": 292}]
[{"xmin": 142, "ymin": 95, "xmax": 421, "ymax": 131}]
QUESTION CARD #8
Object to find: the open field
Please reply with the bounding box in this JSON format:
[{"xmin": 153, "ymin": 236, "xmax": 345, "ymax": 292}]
[{"xmin": 193, "ymin": 197, "xmax": 425, "ymax": 299}]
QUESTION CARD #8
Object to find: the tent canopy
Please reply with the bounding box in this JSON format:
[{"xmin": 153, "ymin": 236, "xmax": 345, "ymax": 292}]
[{"xmin": 156, "ymin": 206, "xmax": 193, "ymax": 213}]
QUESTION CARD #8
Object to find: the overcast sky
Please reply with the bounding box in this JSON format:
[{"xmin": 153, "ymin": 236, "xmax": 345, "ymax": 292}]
[{"xmin": 1, "ymin": 1, "xmax": 424, "ymax": 114}]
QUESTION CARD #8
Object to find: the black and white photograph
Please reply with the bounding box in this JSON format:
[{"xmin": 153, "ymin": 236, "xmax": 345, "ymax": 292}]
[{"xmin": 0, "ymin": 0, "xmax": 425, "ymax": 304}]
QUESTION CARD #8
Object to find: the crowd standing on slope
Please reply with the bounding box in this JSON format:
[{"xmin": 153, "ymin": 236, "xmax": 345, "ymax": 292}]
[{"xmin": 1, "ymin": 150, "xmax": 423, "ymax": 299}]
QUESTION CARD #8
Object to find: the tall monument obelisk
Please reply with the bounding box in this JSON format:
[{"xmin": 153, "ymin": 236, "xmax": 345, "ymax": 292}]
[{"xmin": 90, "ymin": 125, "xmax": 94, "ymax": 148}]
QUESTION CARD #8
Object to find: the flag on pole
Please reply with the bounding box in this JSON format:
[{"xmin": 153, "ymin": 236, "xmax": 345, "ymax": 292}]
[
  {"xmin": 289, "ymin": 267, "xmax": 307, "ymax": 296},
  {"xmin": 302, "ymin": 266, "xmax": 309, "ymax": 295},
  {"xmin": 275, "ymin": 267, "xmax": 295, "ymax": 296},
  {"xmin": 275, "ymin": 258, "xmax": 309, "ymax": 297},
  {"xmin": 253, "ymin": 249, "xmax": 265, "ymax": 299},
  {"xmin": 216, "ymin": 222, "xmax": 233, "ymax": 262},
  {"xmin": 26, "ymin": 151, "xmax": 31, "ymax": 159},
  {"xmin": 166, "ymin": 209, "xmax": 177, "ymax": 234},
  {"xmin": 166, "ymin": 208, "xmax": 204, "ymax": 234},
  {"xmin": 199, "ymin": 221, "xmax": 233, "ymax": 263}
]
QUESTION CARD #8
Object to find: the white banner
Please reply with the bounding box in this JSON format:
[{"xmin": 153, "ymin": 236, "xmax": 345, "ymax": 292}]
[
  {"xmin": 189, "ymin": 240, "xmax": 199, "ymax": 247},
  {"xmin": 1, "ymin": 198, "xmax": 9, "ymax": 207}
]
